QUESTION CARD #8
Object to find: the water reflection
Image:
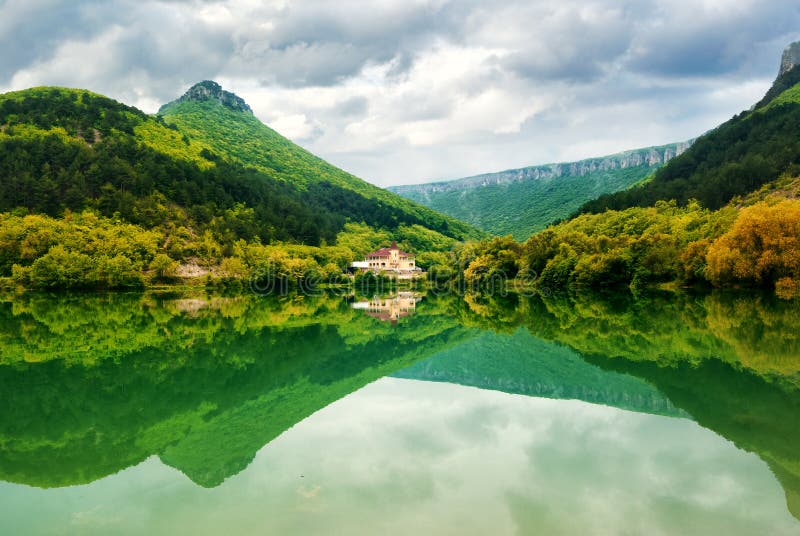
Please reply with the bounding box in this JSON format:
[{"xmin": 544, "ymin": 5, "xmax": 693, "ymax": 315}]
[
  {"xmin": 1, "ymin": 379, "xmax": 797, "ymax": 535},
  {"xmin": 351, "ymin": 292, "xmax": 422, "ymax": 323},
  {"xmin": 0, "ymin": 289, "xmax": 798, "ymax": 532}
]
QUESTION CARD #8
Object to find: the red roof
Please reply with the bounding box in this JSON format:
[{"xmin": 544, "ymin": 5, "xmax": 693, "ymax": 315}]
[{"xmin": 366, "ymin": 243, "xmax": 414, "ymax": 258}]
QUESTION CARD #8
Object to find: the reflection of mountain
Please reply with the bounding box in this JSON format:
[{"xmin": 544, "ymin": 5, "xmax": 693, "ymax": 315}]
[
  {"xmin": 396, "ymin": 291, "xmax": 800, "ymax": 523},
  {"xmin": 2, "ymin": 286, "xmax": 799, "ymax": 528},
  {"xmin": 0, "ymin": 293, "xmax": 478, "ymax": 488},
  {"xmin": 393, "ymin": 328, "xmax": 686, "ymax": 417}
]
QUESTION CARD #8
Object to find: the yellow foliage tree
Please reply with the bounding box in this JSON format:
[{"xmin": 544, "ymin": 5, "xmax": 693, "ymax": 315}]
[{"xmin": 706, "ymin": 200, "xmax": 800, "ymax": 295}]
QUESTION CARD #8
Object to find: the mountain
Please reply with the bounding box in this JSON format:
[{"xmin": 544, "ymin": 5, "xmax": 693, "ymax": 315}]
[
  {"xmin": 443, "ymin": 41, "xmax": 800, "ymax": 298},
  {"xmin": 0, "ymin": 82, "xmax": 481, "ymax": 289},
  {"xmin": 580, "ymin": 40, "xmax": 800, "ymax": 215},
  {"xmin": 390, "ymin": 142, "xmax": 690, "ymax": 240},
  {"xmin": 157, "ymin": 81, "xmax": 478, "ymax": 235}
]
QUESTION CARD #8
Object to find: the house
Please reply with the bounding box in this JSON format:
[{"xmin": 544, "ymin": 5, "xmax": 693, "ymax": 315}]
[{"xmin": 351, "ymin": 241, "xmax": 419, "ymax": 273}]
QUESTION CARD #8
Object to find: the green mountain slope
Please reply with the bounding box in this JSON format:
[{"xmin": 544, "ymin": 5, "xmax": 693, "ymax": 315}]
[
  {"xmin": 158, "ymin": 81, "xmax": 478, "ymax": 239},
  {"xmin": 580, "ymin": 41, "xmax": 800, "ymax": 215},
  {"xmin": 0, "ymin": 83, "xmax": 481, "ymax": 289},
  {"xmin": 0, "ymin": 86, "xmax": 339, "ymax": 243},
  {"xmin": 390, "ymin": 142, "xmax": 690, "ymax": 240}
]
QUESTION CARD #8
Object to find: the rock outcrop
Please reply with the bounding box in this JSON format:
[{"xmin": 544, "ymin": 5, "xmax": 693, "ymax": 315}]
[
  {"xmin": 391, "ymin": 141, "xmax": 692, "ymax": 195},
  {"xmin": 780, "ymin": 41, "xmax": 800, "ymax": 77},
  {"xmin": 158, "ymin": 80, "xmax": 253, "ymax": 115},
  {"xmin": 755, "ymin": 40, "xmax": 800, "ymax": 109}
]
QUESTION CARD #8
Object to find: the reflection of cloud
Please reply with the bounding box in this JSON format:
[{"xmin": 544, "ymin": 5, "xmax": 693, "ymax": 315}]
[
  {"xmin": 296, "ymin": 484, "xmax": 321, "ymax": 500},
  {"xmin": 245, "ymin": 379, "xmax": 796, "ymax": 535},
  {"xmin": 2, "ymin": 379, "xmax": 796, "ymax": 534},
  {"xmin": 70, "ymin": 505, "xmax": 120, "ymax": 528}
]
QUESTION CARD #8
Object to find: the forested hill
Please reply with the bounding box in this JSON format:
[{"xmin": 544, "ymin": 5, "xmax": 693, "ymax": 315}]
[
  {"xmin": 0, "ymin": 83, "xmax": 481, "ymax": 289},
  {"xmin": 579, "ymin": 41, "xmax": 800, "ymax": 215},
  {"xmin": 389, "ymin": 142, "xmax": 690, "ymax": 240},
  {"xmin": 157, "ymin": 81, "xmax": 477, "ymax": 238},
  {"xmin": 0, "ymin": 83, "xmax": 477, "ymax": 244}
]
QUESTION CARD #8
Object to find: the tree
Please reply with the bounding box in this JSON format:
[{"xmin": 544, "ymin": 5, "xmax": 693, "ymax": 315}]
[
  {"xmin": 150, "ymin": 254, "xmax": 179, "ymax": 280},
  {"xmin": 27, "ymin": 246, "xmax": 95, "ymax": 289},
  {"xmin": 706, "ymin": 200, "xmax": 800, "ymax": 291}
]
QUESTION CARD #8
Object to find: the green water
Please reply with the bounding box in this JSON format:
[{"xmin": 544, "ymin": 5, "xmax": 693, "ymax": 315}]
[{"xmin": 0, "ymin": 290, "xmax": 798, "ymax": 535}]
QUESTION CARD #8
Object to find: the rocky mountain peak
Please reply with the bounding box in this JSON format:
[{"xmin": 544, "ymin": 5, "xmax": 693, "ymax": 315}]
[
  {"xmin": 159, "ymin": 80, "xmax": 253, "ymax": 114},
  {"xmin": 779, "ymin": 41, "xmax": 800, "ymax": 76}
]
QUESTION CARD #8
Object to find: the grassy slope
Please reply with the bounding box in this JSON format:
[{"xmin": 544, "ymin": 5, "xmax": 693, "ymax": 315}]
[
  {"xmin": 759, "ymin": 82, "xmax": 800, "ymax": 111},
  {"xmin": 158, "ymin": 99, "xmax": 482, "ymax": 241}
]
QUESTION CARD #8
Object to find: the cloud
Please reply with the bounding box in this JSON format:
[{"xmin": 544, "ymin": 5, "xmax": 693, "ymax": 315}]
[
  {"xmin": 0, "ymin": 0, "xmax": 107, "ymax": 84},
  {"xmin": 0, "ymin": 0, "xmax": 795, "ymax": 185},
  {"xmin": 626, "ymin": 0, "xmax": 800, "ymax": 77}
]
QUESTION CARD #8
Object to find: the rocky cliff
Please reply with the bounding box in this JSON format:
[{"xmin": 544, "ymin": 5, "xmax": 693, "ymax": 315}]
[
  {"xmin": 756, "ymin": 41, "xmax": 800, "ymax": 108},
  {"xmin": 158, "ymin": 80, "xmax": 253, "ymax": 115},
  {"xmin": 780, "ymin": 41, "xmax": 800, "ymax": 76},
  {"xmin": 391, "ymin": 141, "xmax": 692, "ymax": 196}
]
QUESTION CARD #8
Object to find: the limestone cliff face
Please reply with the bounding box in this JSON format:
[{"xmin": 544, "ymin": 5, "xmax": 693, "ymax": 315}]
[
  {"xmin": 158, "ymin": 80, "xmax": 253, "ymax": 115},
  {"xmin": 780, "ymin": 41, "xmax": 800, "ymax": 76},
  {"xmin": 391, "ymin": 141, "xmax": 692, "ymax": 195},
  {"xmin": 755, "ymin": 40, "xmax": 800, "ymax": 109}
]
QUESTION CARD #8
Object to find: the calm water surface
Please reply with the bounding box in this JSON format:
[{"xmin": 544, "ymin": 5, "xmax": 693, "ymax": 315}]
[{"xmin": 0, "ymin": 290, "xmax": 798, "ymax": 535}]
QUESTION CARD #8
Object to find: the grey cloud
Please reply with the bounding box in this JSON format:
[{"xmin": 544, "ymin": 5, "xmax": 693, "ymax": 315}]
[
  {"xmin": 0, "ymin": 0, "xmax": 109, "ymax": 83},
  {"xmin": 1, "ymin": 0, "xmax": 237, "ymax": 106},
  {"xmin": 250, "ymin": 41, "xmax": 386, "ymax": 87},
  {"xmin": 334, "ymin": 96, "xmax": 369, "ymax": 117},
  {"xmin": 483, "ymin": 2, "xmax": 638, "ymax": 83},
  {"xmin": 230, "ymin": 1, "xmax": 457, "ymax": 87},
  {"xmin": 627, "ymin": 1, "xmax": 800, "ymax": 78},
  {"xmin": 393, "ymin": 94, "xmax": 454, "ymax": 122}
]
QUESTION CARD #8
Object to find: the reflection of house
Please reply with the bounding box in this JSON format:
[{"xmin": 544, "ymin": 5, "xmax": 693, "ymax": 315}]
[
  {"xmin": 351, "ymin": 292, "xmax": 421, "ymax": 323},
  {"xmin": 351, "ymin": 242, "xmax": 419, "ymax": 273}
]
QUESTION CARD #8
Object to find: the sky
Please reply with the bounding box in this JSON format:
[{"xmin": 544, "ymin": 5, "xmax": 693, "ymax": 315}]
[{"xmin": 1, "ymin": 0, "xmax": 798, "ymax": 186}]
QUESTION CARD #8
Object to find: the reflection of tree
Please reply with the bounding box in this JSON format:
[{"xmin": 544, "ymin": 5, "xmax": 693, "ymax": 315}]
[
  {"xmin": 513, "ymin": 291, "xmax": 800, "ymax": 384},
  {"xmin": 0, "ymin": 292, "xmax": 476, "ymax": 488}
]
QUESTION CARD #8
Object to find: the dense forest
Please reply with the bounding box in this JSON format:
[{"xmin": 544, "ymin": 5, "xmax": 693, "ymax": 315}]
[
  {"xmin": 3, "ymin": 72, "xmax": 800, "ymax": 297},
  {"xmin": 0, "ymin": 86, "xmax": 480, "ymax": 289}
]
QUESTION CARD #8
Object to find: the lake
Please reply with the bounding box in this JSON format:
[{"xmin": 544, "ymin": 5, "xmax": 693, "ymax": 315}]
[{"xmin": 0, "ymin": 289, "xmax": 799, "ymax": 535}]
